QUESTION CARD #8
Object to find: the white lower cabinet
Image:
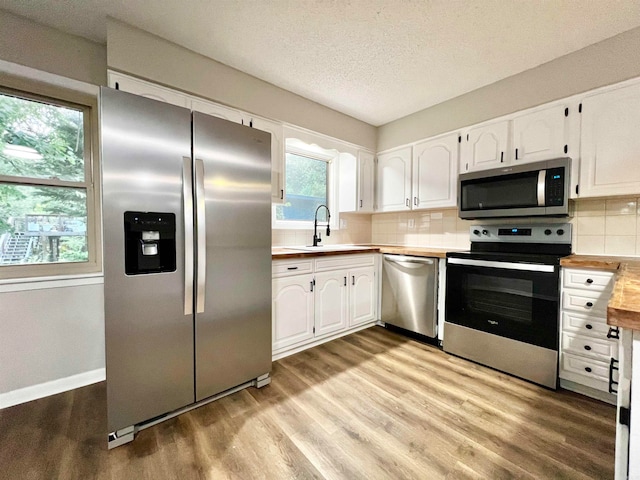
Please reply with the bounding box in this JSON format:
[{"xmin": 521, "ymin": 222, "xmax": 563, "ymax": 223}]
[
  {"xmin": 273, "ymin": 254, "xmax": 378, "ymax": 357},
  {"xmin": 559, "ymin": 267, "xmax": 618, "ymax": 401}
]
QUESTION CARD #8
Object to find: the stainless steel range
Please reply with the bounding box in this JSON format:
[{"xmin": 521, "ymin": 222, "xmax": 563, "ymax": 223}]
[{"xmin": 444, "ymin": 223, "xmax": 572, "ymax": 389}]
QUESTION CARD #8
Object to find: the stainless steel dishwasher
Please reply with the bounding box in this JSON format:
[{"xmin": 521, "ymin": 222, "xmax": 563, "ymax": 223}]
[{"xmin": 381, "ymin": 254, "xmax": 438, "ymax": 338}]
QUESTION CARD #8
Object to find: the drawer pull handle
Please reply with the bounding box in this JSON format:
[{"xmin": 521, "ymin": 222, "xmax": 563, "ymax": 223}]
[
  {"xmin": 584, "ymin": 345, "xmax": 592, "ymax": 351},
  {"xmin": 609, "ymin": 357, "xmax": 619, "ymax": 394},
  {"xmin": 607, "ymin": 327, "xmax": 620, "ymax": 339},
  {"xmin": 584, "ymin": 367, "xmax": 592, "ymax": 373},
  {"xmin": 586, "ymin": 278, "xmax": 594, "ymax": 284},
  {"xmin": 585, "ymin": 302, "xmax": 593, "ymax": 308},
  {"xmin": 287, "ymin": 267, "xmax": 299, "ymax": 270},
  {"xmin": 585, "ymin": 324, "xmax": 593, "ymax": 330}
]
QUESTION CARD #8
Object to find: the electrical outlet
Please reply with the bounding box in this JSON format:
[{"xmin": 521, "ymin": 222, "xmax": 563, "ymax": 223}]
[
  {"xmin": 408, "ymin": 218, "xmax": 415, "ymax": 229},
  {"xmin": 340, "ymin": 218, "xmax": 347, "ymax": 228}
]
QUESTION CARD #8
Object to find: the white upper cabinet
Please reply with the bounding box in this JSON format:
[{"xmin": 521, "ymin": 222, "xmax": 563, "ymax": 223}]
[
  {"xmin": 512, "ymin": 104, "xmax": 567, "ymax": 165},
  {"xmin": 376, "ymin": 147, "xmax": 412, "ymax": 212},
  {"xmin": 358, "ymin": 150, "xmax": 375, "ymax": 213},
  {"xmin": 250, "ymin": 116, "xmax": 286, "ymax": 204},
  {"xmin": 190, "ymin": 98, "xmax": 244, "ymax": 124},
  {"xmin": 108, "ymin": 72, "xmax": 190, "ymax": 108},
  {"xmin": 339, "ymin": 150, "xmax": 375, "ymax": 213},
  {"xmin": 412, "ymin": 133, "xmax": 458, "ymax": 209},
  {"xmin": 580, "ymin": 82, "xmax": 640, "ymax": 198},
  {"xmin": 460, "ymin": 120, "xmax": 509, "ymax": 173}
]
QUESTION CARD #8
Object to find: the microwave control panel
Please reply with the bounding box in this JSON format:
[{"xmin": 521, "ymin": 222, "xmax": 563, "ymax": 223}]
[{"xmin": 545, "ymin": 168, "xmax": 565, "ymax": 206}]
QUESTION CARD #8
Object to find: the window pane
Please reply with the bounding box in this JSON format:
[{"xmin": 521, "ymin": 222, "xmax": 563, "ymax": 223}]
[
  {"xmin": 0, "ymin": 184, "xmax": 88, "ymax": 265},
  {"xmin": 0, "ymin": 92, "xmax": 85, "ymax": 181},
  {"xmin": 276, "ymin": 153, "xmax": 328, "ymax": 222}
]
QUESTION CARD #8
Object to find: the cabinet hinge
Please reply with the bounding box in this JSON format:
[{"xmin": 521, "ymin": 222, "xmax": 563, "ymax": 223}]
[
  {"xmin": 620, "ymin": 406, "xmax": 631, "ymax": 427},
  {"xmin": 579, "ymin": 103, "xmax": 582, "ymax": 113},
  {"xmin": 564, "ymin": 145, "xmax": 568, "ymax": 154},
  {"xmin": 458, "ymin": 135, "xmax": 461, "ymax": 143},
  {"xmin": 564, "ymin": 107, "xmax": 569, "ymax": 117},
  {"xmin": 249, "ymin": 119, "xmax": 253, "ymax": 128},
  {"xmin": 575, "ymin": 184, "xmax": 579, "ymax": 195},
  {"xmin": 115, "ymin": 82, "xmax": 120, "ymax": 90},
  {"xmin": 466, "ymin": 134, "xmax": 469, "ymax": 141},
  {"xmin": 313, "ymin": 326, "xmax": 316, "ymax": 334}
]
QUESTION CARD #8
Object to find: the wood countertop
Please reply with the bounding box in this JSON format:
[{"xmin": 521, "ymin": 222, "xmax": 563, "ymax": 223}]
[{"xmin": 272, "ymin": 245, "xmax": 461, "ymax": 260}]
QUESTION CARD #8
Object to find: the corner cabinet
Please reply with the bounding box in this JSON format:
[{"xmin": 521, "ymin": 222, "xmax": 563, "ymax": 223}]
[
  {"xmin": 579, "ymin": 82, "xmax": 640, "ymax": 198},
  {"xmin": 376, "ymin": 147, "xmax": 412, "ymax": 212},
  {"xmin": 272, "ymin": 254, "xmax": 378, "ymax": 359},
  {"xmin": 412, "ymin": 133, "xmax": 458, "ymax": 209}
]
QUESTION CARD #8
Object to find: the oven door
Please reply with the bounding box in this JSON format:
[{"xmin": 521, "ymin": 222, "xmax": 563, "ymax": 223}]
[{"xmin": 445, "ymin": 257, "xmax": 559, "ymax": 350}]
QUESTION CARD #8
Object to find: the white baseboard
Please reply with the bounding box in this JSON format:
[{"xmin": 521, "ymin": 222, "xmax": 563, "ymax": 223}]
[{"xmin": 0, "ymin": 368, "xmax": 106, "ymax": 410}]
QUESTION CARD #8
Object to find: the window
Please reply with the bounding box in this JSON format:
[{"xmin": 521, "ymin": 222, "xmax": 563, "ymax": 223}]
[
  {"xmin": 273, "ymin": 139, "xmax": 336, "ymax": 229},
  {"xmin": 0, "ymin": 77, "xmax": 99, "ymax": 279}
]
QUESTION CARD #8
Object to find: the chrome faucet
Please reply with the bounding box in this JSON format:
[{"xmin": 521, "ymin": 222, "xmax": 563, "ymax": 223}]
[{"xmin": 312, "ymin": 205, "xmax": 331, "ymax": 246}]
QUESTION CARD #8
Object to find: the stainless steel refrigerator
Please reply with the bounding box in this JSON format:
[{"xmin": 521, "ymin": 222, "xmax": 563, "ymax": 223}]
[{"xmin": 101, "ymin": 87, "xmax": 272, "ymax": 448}]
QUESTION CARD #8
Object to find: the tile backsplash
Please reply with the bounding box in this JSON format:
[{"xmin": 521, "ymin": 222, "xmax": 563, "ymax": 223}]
[
  {"xmin": 272, "ymin": 213, "xmax": 372, "ymax": 247},
  {"xmin": 273, "ymin": 196, "xmax": 640, "ymax": 257}
]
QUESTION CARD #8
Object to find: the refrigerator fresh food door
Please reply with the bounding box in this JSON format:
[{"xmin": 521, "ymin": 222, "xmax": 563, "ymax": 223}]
[
  {"xmin": 193, "ymin": 112, "xmax": 272, "ymax": 401},
  {"xmin": 102, "ymin": 87, "xmax": 195, "ymax": 433}
]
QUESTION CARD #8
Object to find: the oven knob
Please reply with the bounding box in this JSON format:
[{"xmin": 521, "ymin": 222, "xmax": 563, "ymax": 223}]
[
  {"xmin": 544, "ymin": 229, "xmax": 552, "ymax": 236},
  {"xmin": 482, "ymin": 229, "xmax": 489, "ymax": 236},
  {"xmin": 473, "ymin": 229, "xmax": 480, "ymax": 236},
  {"xmin": 557, "ymin": 228, "xmax": 565, "ymax": 236}
]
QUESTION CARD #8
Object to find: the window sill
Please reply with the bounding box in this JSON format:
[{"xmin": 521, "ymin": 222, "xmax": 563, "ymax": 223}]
[{"xmin": 0, "ymin": 272, "xmax": 103, "ymax": 292}]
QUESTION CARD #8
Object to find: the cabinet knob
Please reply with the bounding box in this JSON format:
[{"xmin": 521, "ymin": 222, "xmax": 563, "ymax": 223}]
[
  {"xmin": 585, "ymin": 367, "xmax": 592, "ymax": 373},
  {"xmin": 585, "ymin": 302, "xmax": 593, "ymax": 308},
  {"xmin": 586, "ymin": 278, "xmax": 594, "ymax": 284},
  {"xmin": 584, "ymin": 345, "xmax": 592, "ymax": 351},
  {"xmin": 585, "ymin": 324, "xmax": 593, "ymax": 330}
]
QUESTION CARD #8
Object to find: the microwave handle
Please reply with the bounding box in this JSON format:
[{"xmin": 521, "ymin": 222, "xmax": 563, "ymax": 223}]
[{"xmin": 537, "ymin": 169, "xmax": 546, "ymax": 207}]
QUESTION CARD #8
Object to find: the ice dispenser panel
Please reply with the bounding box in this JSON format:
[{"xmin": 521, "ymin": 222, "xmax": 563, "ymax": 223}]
[{"xmin": 124, "ymin": 212, "xmax": 176, "ymax": 275}]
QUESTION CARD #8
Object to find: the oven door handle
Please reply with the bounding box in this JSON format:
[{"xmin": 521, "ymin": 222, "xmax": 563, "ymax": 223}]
[{"xmin": 447, "ymin": 257, "xmax": 555, "ymax": 273}]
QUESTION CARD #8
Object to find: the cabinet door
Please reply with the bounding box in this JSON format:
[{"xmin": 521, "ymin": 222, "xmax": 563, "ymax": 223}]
[
  {"xmin": 349, "ymin": 266, "xmax": 376, "ymax": 327},
  {"xmin": 376, "ymin": 147, "xmax": 412, "ymax": 212},
  {"xmin": 338, "ymin": 152, "xmax": 358, "ymax": 213},
  {"xmin": 580, "ymin": 83, "xmax": 640, "ymax": 197},
  {"xmin": 191, "ymin": 98, "xmax": 244, "ymax": 124},
  {"xmin": 358, "ymin": 150, "xmax": 375, "ymax": 212},
  {"xmin": 314, "ymin": 271, "xmax": 349, "ymax": 337},
  {"xmin": 412, "ymin": 134, "xmax": 458, "ymax": 209},
  {"xmin": 251, "ymin": 117, "xmax": 286, "ymax": 204},
  {"xmin": 272, "ymin": 275, "xmax": 314, "ymax": 351},
  {"xmin": 461, "ymin": 120, "xmax": 509, "ymax": 172},
  {"xmin": 108, "ymin": 72, "xmax": 190, "ymax": 108},
  {"xmin": 512, "ymin": 105, "xmax": 567, "ymax": 164}
]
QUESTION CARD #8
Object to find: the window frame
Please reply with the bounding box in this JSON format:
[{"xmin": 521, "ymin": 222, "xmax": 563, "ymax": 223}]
[
  {"xmin": 273, "ymin": 141, "xmax": 338, "ymax": 230},
  {"xmin": 0, "ymin": 73, "xmax": 101, "ymax": 280}
]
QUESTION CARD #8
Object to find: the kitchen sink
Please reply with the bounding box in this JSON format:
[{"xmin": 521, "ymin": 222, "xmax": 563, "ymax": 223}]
[{"xmin": 287, "ymin": 245, "xmax": 372, "ymax": 252}]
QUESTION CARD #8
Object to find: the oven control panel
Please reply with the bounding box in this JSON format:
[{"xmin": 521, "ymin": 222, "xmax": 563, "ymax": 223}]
[{"xmin": 470, "ymin": 223, "xmax": 572, "ymax": 244}]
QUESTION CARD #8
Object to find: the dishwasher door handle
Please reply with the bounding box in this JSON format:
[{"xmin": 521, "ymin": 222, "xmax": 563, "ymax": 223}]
[{"xmin": 384, "ymin": 255, "xmax": 434, "ymax": 265}]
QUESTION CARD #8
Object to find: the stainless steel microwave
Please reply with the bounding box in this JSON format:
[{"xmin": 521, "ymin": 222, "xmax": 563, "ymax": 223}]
[{"xmin": 458, "ymin": 158, "xmax": 571, "ymax": 219}]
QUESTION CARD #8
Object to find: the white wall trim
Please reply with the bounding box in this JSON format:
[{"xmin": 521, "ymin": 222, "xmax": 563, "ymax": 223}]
[
  {"xmin": 0, "ymin": 367, "xmax": 105, "ymax": 410},
  {"xmin": 0, "ymin": 58, "xmax": 99, "ymax": 95},
  {"xmin": 0, "ymin": 274, "xmax": 104, "ymax": 292}
]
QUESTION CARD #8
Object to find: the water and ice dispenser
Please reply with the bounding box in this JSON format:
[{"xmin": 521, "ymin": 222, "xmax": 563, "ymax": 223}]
[{"xmin": 123, "ymin": 212, "xmax": 176, "ymax": 275}]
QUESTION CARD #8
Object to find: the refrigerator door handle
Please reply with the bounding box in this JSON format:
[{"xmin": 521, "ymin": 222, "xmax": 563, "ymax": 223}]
[
  {"xmin": 182, "ymin": 157, "xmax": 194, "ymax": 316},
  {"xmin": 195, "ymin": 158, "xmax": 206, "ymax": 313}
]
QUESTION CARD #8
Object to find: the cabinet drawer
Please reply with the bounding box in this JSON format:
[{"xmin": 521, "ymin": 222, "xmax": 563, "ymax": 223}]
[
  {"xmin": 561, "ymin": 311, "xmax": 611, "ymax": 339},
  {"xmin": 562, "ymin": 288, "xmax": 610, "ymax": 315},
  {"xmin": 272, "ymin": 259, "xmax": 314, "ymax": 278},
  {"xmin": 561, "ymin": 353, "xmax": 611, "ymax": 383},
  {"xmin": 561, "ymin": 332, "xmax": 617, "ymax": 361},
  {"xmin": 562, "ymin": 269, "xmax": 615, "ymax": 292},
  {"xmin": 314, "ymin": 254, "xmax": 375, "ymax": 272}
]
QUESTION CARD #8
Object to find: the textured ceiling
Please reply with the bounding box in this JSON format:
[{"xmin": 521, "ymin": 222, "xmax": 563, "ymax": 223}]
[{"xmin": 2, "ymin": 0, "xmax": 640, "ymax": 126}]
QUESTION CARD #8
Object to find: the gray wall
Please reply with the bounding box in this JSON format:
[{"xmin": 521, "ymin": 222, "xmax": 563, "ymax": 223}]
[
  {"xmin": 378, "ymin": 26, "xmax": 640, "ymax": 151},
  {"xmin": 107, "ymin": 20, "xmax": 377, "ymax": 150},
  {"xmin": 0, "ymin": 10, "xmax": 106, "ymax": 86}
]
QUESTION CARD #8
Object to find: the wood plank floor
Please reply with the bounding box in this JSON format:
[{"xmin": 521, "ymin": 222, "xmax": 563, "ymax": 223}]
[{"xmin": 0, "ymin": 326, "xmax": 616, "ymax": 480}]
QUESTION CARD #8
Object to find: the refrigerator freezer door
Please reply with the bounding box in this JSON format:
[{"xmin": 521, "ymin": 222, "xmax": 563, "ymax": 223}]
[
  {"xmin": 193, "ymin": 112, "xmax": 272, "ymax": 401},
  {"xmin": 102, "ymin": 88, "xmax": 195, "ymax": 433}
]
